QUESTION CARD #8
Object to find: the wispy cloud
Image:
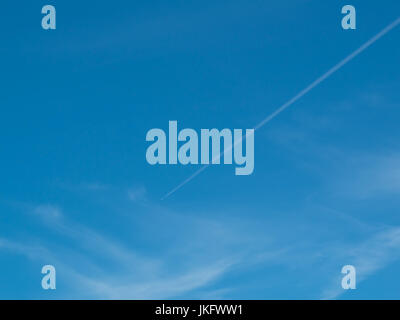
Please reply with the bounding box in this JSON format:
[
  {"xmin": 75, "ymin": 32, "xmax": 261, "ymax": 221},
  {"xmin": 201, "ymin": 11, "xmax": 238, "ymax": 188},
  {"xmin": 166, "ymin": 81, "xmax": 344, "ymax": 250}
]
[
  {"xmin": 79, "ymin": 259, "xmax": 234, "ymax": 299},
  {"xmin": 328, "ymin": 153, "xmax": 400, "ymax": 199},
  {"xmin": 127, "ymin": 186, "xmax": 148, "ymax": 203},
  {"xmin": 34, "ymin": 204, "xmax": 63, "ymax": 220},
  {"xmin": 0, "ymin": 199, "xmax": 242, "ymax": 299},
  {"xmin": 321, "ymin": 227, "xmax": 400, "ymax": 299}
]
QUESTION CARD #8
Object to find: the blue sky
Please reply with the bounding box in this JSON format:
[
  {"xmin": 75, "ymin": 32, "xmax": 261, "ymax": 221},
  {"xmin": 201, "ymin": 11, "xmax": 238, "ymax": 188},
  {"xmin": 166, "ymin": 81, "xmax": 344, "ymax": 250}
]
[{"xmin": 0, "ymin": 0, "xmax": 399, "ymax": 299}]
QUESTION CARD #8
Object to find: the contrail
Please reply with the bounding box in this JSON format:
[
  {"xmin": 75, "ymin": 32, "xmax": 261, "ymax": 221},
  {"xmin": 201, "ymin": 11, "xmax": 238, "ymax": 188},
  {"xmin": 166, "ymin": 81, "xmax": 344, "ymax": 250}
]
[{"xmin": 161, "ymin": 17, "xmax": 400, "ymax": 200}]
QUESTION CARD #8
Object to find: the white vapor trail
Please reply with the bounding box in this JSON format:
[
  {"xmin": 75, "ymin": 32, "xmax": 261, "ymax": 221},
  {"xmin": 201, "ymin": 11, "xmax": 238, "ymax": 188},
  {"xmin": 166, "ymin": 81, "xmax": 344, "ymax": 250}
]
[{"xmin": 162, "ymin": 17, "xmax": 400, "ymax": 200}]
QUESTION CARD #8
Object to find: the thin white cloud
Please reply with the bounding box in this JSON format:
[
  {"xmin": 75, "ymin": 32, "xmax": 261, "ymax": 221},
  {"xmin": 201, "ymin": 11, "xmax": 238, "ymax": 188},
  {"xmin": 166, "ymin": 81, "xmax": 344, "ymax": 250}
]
[
  {"xmin": 332, "ymin": 154, "xmax": 400, "ymax": 199},
  {"xmin": 34, "ymin": 204, "xmax": 63, "ymax": 220},
  {"xmin": 321, "ymin": 227, "xmax": 400, "ymax": 299},
  {"xmin": 127, "ymin": 186, "xmax": 148, "ymax": 203},
  {"xmin": 0, "ymin": 201, "xmax": 243, "ymax": 299},
  {"xmin": 78, "ymin": 259, "xmax": 234, "ymax": 299},
  {"xmin": 30, "ymin": 204, "xmax": 161, "ymax": 275},
  {"xmin": 0, "ymin": 228, "xmax": 235, "ymax": 299}
]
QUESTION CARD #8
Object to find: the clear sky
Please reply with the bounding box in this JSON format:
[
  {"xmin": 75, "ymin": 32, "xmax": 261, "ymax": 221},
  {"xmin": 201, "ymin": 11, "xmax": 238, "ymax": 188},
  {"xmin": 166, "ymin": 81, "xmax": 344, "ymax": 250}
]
[{"xmin": 0, "ymin": 0, "xmax": 399, "ymax": 299}]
